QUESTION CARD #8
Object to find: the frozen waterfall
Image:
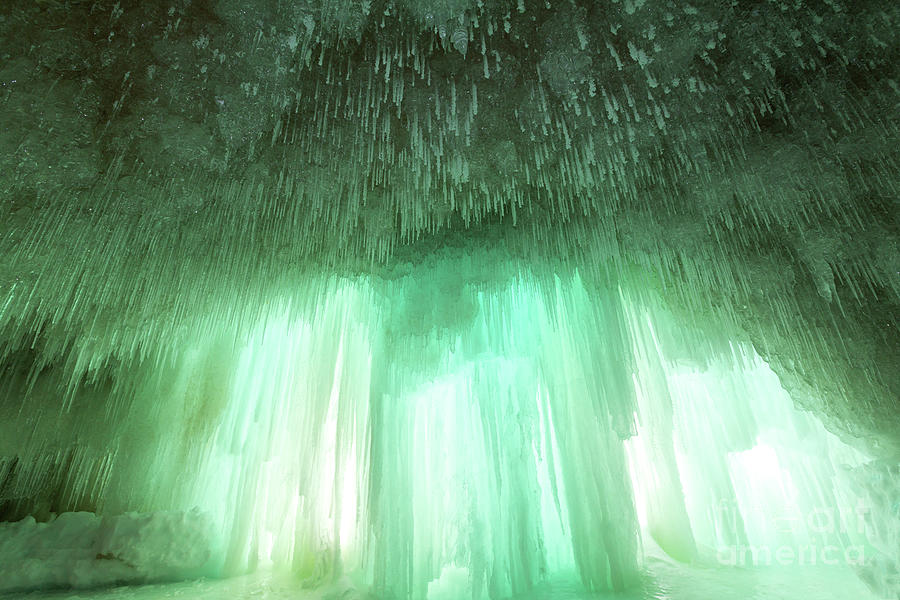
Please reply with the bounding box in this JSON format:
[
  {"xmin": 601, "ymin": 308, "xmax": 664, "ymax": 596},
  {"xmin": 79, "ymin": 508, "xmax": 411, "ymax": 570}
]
[{"xmin": 1, "ymin": 268, "xmax": 893, "ymax": 598}]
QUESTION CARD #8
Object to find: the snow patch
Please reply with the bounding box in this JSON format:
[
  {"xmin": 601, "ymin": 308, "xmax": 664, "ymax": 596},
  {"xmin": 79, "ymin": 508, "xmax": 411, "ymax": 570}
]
[{"xmin": 0, "ymin": 509, "xmax": 220, "ymax": 594}]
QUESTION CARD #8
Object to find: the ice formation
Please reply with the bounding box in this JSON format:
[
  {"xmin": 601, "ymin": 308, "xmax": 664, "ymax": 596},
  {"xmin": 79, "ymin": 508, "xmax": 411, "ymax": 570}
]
[
  {"xmin": 0, "ymin": 0, "xmax": 898, "ymax": 598},
  {"xmin": 1, "ymin": 270, "xmax": 896, "ymax": 597}
]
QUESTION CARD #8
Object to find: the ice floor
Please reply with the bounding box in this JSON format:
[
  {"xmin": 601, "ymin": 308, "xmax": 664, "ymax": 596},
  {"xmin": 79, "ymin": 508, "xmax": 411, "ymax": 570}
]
[{"xmin": 3, "ymin": 554, "xmax": 880, "ymax": 600}]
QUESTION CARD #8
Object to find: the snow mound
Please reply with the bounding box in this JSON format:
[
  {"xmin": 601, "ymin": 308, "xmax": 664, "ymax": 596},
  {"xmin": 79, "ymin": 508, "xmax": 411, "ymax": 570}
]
[{"xmin": 0, "ymin": 508, "xmax": 219, "ymax": 594}]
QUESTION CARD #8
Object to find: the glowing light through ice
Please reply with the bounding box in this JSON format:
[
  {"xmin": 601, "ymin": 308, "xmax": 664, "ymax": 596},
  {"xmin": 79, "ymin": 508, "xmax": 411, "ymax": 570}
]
[
  {"xmin": 0, "ymin": 271, "xmax": 887, "ymax": 598},
  {"xmin": 622, "ymin": 297, "xmax": 874, "ymax": 573},
  {"xmin": 149, "ymin": 275, "xmax": 888, "ymax": 595}
]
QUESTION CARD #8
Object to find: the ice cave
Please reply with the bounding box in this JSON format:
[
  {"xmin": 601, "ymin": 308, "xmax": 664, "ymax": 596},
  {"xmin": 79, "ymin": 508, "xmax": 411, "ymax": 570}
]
[{"xmin": 0, "ymin": 0, "xmax": 898, "ymax": 598}]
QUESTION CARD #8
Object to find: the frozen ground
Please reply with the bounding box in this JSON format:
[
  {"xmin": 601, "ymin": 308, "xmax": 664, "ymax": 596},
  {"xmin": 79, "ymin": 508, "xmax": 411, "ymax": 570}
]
[{"xmin": 2, "ymin": 553, "xmax": 880, "ymax": 600}]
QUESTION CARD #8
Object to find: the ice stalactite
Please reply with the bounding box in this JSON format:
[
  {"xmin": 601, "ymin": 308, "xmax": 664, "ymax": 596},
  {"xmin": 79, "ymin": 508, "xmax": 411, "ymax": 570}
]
[
  {"xmin": 621, "ymin": 290, "xmax": 895, "ymax": 590},
  {"xmin": 0, "ymin": 0, "xmax": 897, "ymax": 596},
  {"xmin": 139, "ymin": 282, "xmax": 382, "ymax": 582},
  {"xmin": 190, "ymin": 292, "xmax": 376, "ymax": 581},
  {"xmin": 0, "ymin": 265, "xmax": 894, "ymax": 597},
  {"xmin": 367, "ymin": 272, "xmax": 641, "ymax": 598}
]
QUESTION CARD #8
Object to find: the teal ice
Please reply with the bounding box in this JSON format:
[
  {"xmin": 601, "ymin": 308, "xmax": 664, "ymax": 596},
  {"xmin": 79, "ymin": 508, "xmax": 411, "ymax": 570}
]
[{"xmin": 0, "ymin": 1, "xmax": 897, "ymax": 598}]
